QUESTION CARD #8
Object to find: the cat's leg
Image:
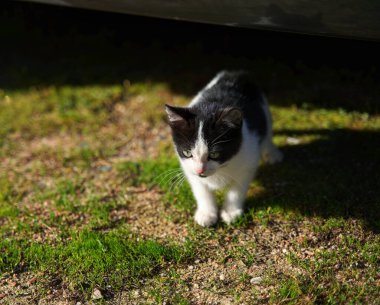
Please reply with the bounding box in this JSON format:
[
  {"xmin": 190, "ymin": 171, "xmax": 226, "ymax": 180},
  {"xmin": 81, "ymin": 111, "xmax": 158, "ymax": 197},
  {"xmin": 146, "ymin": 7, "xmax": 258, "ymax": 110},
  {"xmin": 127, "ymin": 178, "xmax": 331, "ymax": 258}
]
[
  {"xmin": 189, "ymin": 178, "xmax": 218, "ymax": 227},
  {"xmin": 221, "ymin": 173, "xmax": 252, "ymax": 224}
]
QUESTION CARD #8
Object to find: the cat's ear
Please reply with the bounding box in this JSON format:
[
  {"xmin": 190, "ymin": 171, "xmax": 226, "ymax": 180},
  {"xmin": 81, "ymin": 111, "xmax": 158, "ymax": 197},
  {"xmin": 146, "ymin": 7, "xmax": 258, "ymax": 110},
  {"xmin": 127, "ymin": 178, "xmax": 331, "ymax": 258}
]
[
  {"xmin": 165, "ymin": 104, "xmax": 195, "ymax": 126},
  {"xmin": 217, "ymin": 108, "xmax": 242, "ymax": 128}
]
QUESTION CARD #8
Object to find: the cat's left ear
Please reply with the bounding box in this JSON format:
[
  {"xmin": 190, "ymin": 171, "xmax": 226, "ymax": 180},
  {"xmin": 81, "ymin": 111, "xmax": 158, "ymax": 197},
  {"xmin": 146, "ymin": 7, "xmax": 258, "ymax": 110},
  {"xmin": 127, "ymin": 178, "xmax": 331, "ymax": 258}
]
[
  {"xmin": 165, "ymin": 104, "xmax": 195, "ymax": 126},
  {"xmin": 217, "ymin": 108, "xmax": 243, "ymax": 128}
]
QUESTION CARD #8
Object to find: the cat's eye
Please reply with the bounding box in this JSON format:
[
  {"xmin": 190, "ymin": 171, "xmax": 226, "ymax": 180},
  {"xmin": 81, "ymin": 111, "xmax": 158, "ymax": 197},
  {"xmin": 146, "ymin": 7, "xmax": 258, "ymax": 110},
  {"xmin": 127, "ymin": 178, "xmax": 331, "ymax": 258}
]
[
  {"xmin": 183, "ymin": 150, "xmax": 192, "ymax": 158},
  {"xmin": 209, "ymin": 152, "xmax": 220, "ymax": 159}
]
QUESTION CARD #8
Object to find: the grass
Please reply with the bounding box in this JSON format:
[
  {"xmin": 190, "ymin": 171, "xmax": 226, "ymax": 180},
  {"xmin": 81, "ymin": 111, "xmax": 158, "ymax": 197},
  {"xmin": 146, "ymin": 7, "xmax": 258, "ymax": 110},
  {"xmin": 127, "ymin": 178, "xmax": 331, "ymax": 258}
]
[
  {"xmin": 1, "ymin": 2, "xmax": 380, "ymax": 304},
  {"xmin": 1, "ymin": 229, "xmax": 195, "ymax": 299},
  {"xmin": 1, "ymin": 80, "xmax": 379, "ymax": 303}
]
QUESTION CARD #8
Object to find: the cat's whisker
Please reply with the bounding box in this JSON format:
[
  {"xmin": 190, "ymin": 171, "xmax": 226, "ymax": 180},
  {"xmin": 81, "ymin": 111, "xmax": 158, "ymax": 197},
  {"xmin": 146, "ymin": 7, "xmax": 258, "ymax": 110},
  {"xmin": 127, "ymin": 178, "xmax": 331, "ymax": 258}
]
[
  {"xmin": 162, "ymin": 176, "xmax": 181, "ymax": 189},
  {"xmin": 167, "ymin": 178, "xmax": 182, "ymax": 194},
  {"xmin": 156, "ymin": 173, "xmax": 181, "ymax": 185},
  {"xmin": 211, "ymin": 139, "xmax": 233, "ymax": 146},
  {"xmin": 177, "ymin": 176, "xmax": 186, "ymax": 189},
  {"xmin": 166, "ymin": 172, "xmax": 183, "ymax": 187},
  {"xmin": 154, "ymin": 168, "xmax": 182, "ymax": 179},
  {"xmin": 172, "ymin": 175, "xmax": 185, "ymax": 191},
  {"xmin": 157, "ymin": 171, "xmax": 182, "ymax": 183},
  {"xmin": 168, "ymin": 173, "xmax": 184, "ymax": 192},
  {"xmin": 211, "ymin": 129, "xmax": 230, "ymax": 145},
  {"xmin": 221, "ymin": 172, "xmax": 245, "ymax": 191},
  {"xmin": 155, "ymin": 169, "xmax": 183, "ymax": 185},
  {"xmin": 222, "ymin": 175, "xmax": 234, "ymax": 188},
  {"xmin": 159, "ymin": 176, "xmax": 181, "ymax": 188},
  {"xmin": 159, "ymin": 173, "xmax": 182, "ymax": 190},
  {"xmin": 154, "ymin": 169, "xmax": 181, "ymax": 182}
]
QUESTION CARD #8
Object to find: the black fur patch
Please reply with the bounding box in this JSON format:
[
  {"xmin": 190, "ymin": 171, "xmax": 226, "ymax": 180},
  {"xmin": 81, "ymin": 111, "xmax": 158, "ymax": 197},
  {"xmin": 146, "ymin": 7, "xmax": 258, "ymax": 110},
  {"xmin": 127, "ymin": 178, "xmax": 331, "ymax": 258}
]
[{"xmin": 166, "ymin": 71, "xmax": 267, "ymax": 163}]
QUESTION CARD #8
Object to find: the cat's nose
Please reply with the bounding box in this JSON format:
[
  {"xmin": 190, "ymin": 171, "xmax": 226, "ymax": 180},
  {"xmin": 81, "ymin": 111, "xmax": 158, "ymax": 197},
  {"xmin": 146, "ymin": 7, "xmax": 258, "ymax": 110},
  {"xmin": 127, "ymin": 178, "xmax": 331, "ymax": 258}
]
[{"xmin": 195, "ymin": 168, "xmax": 206, "ymax": 175}]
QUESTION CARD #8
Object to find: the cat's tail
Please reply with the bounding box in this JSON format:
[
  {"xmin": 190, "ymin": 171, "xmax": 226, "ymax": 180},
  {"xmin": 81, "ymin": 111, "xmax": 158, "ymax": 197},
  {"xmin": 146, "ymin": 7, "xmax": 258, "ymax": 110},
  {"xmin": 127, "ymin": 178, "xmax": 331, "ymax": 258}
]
[{"xmin": 260, "ymin": 95, "xmax": 283, "ymax": 164}]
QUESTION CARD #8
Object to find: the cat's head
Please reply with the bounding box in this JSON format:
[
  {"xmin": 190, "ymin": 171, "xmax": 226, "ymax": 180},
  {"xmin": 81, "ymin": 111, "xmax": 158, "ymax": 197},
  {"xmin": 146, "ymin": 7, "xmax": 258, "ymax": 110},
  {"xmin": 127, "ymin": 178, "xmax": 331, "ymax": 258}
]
[{"xmin": 165, "ymin": 104, "xmax": 242, "ymax": 178}]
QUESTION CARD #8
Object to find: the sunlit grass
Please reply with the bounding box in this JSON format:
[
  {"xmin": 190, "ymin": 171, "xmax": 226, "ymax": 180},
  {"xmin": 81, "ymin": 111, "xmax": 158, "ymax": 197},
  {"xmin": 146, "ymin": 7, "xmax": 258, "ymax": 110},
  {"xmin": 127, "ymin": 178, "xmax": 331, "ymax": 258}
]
[
  {"xmin": 0, "ymin": 229, "xmax": 195, "ymax": 298},
  {"xmin": 1, "ymin": 79, "xmax": 379, "ymax": 303}
]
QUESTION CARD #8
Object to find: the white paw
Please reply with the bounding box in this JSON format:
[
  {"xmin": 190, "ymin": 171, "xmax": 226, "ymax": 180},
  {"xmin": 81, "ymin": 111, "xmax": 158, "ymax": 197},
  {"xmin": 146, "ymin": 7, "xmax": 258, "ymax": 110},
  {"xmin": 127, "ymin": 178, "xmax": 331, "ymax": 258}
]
[
  {"xmin": 194, "ymin": 209, "xmax": 218, "ymax": 227},
  {"xmin": 264, "ymin": 148, "xmax": 283, "ymax": 164},
  {"xmin": 220, "ymin": 208, "xmax": 243, "ymax": 224}
]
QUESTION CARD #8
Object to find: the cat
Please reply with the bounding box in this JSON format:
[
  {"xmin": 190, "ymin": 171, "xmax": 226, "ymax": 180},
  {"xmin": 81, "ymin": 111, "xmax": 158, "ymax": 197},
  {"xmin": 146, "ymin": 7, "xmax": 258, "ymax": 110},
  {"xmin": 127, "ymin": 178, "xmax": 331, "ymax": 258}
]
[{"xmin": 165, "ymin": 70, "xmax": 283, "ymax": 227}]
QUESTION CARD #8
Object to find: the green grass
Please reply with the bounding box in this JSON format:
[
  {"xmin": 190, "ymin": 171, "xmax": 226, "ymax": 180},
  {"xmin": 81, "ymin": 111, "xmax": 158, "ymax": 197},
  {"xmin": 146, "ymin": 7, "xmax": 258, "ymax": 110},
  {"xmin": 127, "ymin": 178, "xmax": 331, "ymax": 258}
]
[
  {"xmin": 1, "ymin": 90, "xmax": 379, "ymax": 302},
  {"xmin": 1, "ymin": 86, "xmax": 379, "ymax": 302},
  {"xmin": 0, "ymin": 86, "xmax": 123, "ymax": 144},
  {"xmin": 1, "ymin": 4, "xmax": 380, "ymax": 303},
  {"xmin": 0, "ymin": 178, "xmax": 19, "ymax": 219},
  {"xmin": 1, "ymin": 229, "xmax": 195, "ymax": 298}
]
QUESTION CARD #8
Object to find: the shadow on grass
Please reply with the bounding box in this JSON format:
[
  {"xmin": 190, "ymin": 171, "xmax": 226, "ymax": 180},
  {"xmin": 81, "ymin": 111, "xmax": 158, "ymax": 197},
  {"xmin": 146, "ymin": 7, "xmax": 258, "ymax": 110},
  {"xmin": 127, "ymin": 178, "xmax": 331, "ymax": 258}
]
[
  {"xmin": 1, "ymin": 1, "xmax": 380, "ymax": 114},
  {"xmin": 246, "ymin": 128, "xmax": 380, "ymax": 232}
]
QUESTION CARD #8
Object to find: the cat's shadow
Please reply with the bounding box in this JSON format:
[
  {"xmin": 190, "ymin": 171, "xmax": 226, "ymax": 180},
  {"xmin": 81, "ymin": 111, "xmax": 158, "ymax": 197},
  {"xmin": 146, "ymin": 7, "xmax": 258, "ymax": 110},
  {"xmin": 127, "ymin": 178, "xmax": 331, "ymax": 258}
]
[{"xmin": 244, "ymin": 128, "xmax": 380, "ymax": 232}]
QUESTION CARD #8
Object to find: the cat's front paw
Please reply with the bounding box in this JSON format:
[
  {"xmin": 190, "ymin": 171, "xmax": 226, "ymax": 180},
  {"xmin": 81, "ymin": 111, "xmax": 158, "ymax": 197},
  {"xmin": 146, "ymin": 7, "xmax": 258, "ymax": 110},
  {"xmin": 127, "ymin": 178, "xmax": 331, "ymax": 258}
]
[
  {"xmin": 221, "ymin": 208, "xmax": 243, "ymax": 224},
  {"xmin": 194, "ymin": 209, "xmax": 218, "ymax": 227}
]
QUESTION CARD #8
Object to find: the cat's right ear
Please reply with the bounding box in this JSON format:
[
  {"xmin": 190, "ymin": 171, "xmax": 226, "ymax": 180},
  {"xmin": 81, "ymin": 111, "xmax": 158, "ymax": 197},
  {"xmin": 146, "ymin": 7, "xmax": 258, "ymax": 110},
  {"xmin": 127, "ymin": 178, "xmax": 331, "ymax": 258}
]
[
  {"xmin": 216, "ymin": 107, "xmax": 243, "ymax": 128},
  {"xmin": 165, "ymin": 105, "xmax": 194, "ymax": 127}
]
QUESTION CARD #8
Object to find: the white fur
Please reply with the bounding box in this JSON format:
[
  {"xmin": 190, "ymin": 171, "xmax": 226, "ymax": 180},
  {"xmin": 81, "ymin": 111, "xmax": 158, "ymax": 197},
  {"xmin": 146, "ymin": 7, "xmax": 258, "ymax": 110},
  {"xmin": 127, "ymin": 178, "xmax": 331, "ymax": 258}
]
[
  {"xmin": 180, "ymin": 93, "xmax": 283, "ymax": 227},
  {"xmin": 192, "ymin": 122, "xmax": 208, "ymax": 171},
  {"xmin": 189, "ymin": 72, "xmax": 225, "ymax": 107},
  {"xmin": 205, "ymin": 71, "xmax": 225, "ymax": 89},
  {"xmin": 180, "ymin": 121, "xmax": 261, "ymax": 226}
]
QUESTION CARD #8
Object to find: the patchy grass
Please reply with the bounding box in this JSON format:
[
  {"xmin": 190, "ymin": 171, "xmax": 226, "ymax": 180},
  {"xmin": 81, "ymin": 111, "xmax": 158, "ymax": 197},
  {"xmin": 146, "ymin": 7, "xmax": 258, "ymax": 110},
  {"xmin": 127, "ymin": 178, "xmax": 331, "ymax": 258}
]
[
  {"xmin": 1, "ymin": 2, "xmax": 380, "ymax": 304},
  {"xmin": 1, "ymin": 78, "xmax": 379, "ymax": 303},
  {"xmin": 1, "ymin": 229, "xmax": 195, "ymax": 299}
]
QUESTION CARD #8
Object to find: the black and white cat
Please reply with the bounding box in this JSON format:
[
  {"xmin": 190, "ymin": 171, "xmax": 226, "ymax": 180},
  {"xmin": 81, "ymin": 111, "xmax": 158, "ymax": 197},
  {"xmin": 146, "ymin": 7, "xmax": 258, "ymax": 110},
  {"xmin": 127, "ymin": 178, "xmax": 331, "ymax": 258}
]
[{"xmin": 165, "ymin": 71, "xmax": 283, "ymax": 227}]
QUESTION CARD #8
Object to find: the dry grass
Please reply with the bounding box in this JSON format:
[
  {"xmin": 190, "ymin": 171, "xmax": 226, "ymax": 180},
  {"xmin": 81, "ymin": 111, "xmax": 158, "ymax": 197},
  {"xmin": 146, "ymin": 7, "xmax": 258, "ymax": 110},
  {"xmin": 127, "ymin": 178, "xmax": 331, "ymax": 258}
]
[{"xmin": 1, "ymin": 2, "xmax": 380, "ymax": 304}]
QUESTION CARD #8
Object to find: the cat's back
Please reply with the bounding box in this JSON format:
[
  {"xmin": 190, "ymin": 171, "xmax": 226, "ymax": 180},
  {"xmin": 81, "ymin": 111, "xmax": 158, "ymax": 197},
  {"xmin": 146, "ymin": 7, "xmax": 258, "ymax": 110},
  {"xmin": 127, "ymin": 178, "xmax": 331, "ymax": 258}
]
[{"xmin": 193, "ymin": 71, "xmax": 261, "ymax": 106}]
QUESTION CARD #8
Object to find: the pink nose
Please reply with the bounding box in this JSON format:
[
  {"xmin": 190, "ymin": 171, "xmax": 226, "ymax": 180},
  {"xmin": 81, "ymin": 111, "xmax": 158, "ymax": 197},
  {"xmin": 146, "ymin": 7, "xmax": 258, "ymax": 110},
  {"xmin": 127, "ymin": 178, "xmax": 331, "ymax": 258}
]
[{"xmin": 196, "ymin": 168, "xmax": 205, "ymax": 175}]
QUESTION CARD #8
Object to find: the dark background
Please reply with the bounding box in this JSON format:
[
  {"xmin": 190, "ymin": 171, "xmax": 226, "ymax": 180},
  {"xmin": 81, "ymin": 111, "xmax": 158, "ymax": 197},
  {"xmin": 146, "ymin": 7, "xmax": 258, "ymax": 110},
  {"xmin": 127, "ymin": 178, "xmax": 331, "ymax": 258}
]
[{"xmin": 1, "ymin": 0, "xmax": 380, "ymax": 114}]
